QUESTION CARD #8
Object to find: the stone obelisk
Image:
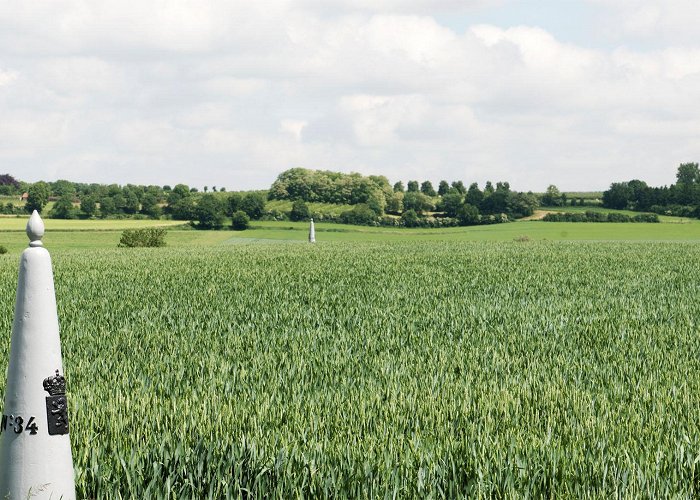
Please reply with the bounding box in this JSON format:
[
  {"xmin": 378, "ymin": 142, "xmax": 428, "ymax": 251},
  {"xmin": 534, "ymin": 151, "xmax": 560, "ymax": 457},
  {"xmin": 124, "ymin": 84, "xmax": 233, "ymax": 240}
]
[
  {"xmin": 309, "ymin": 218, "xmax": 316, "ymax": 243},
  {"xmin": 0, "ymin": 211, "xmax": 75, "ymax": 499}
]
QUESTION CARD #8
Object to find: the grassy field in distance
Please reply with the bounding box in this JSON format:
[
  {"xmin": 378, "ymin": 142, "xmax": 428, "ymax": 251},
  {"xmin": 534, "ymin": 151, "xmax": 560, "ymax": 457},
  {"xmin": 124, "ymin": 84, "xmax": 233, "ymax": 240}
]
[
  {"xmin": 227, "ymin": 219, "xmax": 700, "ymax": 243},
  {"xmin": 1, "ymin": 215, "xmax": 699, "ymax": 253}
]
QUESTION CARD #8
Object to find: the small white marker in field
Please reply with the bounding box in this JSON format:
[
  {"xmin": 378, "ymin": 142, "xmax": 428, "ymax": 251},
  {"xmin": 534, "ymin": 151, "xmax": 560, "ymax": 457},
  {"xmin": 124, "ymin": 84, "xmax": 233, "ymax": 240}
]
[
  {"xmin": 0, "ymin": 211, "xmax": 76, "ymax": 499},
  {"xmin": 309, "ymin": 218, "xmax": 316, "ymax": 243}
]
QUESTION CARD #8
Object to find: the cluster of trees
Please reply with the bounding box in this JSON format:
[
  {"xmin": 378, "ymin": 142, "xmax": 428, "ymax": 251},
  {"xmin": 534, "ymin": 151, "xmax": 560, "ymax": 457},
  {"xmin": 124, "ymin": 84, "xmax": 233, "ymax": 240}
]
[
  {"xmin": 20, "ymin": 181, "xmax": 168, "ymax": 219},
  {"xmin": 185, "ymin": 192, "xmax": 266, "ymax": 230},
  {"xmin": 602, "ymin": 163, "xmax": 700, "ymax": 217},
  {"xmin": 0, "ymin": 172, "xmax": 270, "ymax": 227},
  {"xmin": 0, "ymin": 176, "xmax": 239, "ymax": 220},
  {"xmin": 0, "ymin": 202, "xmax": 24, "ymax": 215},
  {"xmin": 268, "ymin": 168, "xmax": 392, "ymax": 212},
  {"xmin": 0, "ymin": 173, "xmax": 267, "ymax": 230},
  {"xmin": 268, "ymin": 168, "xmax": 538, "ymax": 226},
  {"xmin": 0, "ymin": 174, "xmax": 20, "ymax": 195},
  {"xmin": 542, "ymin": 211, "xmax": 659, "ymax": 223},
  {"xmin": 539, "ymin": 185, "xmax": 593, "ymax": 207}
]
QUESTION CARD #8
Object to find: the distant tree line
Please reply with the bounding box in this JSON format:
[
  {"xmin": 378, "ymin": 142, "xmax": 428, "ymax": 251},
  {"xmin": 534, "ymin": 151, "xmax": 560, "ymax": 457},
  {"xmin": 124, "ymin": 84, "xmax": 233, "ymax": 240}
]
[
  {"xmin": 0, "ymin": 174, "xmax": 268, "ymax": 231},
  {"xmin": 268, "ymin": 168, "xmax": 538, "ymax": 227},
  {"xmin": 1, "ymin": 169, "xmax": 543, "ymax": 229},
  {"xmin": 7, "ymin": 162, "xmax": 694, "ymax": 230},
  {"xmin": 602, "ymin": 163, "xmax": 700, "ymax": 217}
]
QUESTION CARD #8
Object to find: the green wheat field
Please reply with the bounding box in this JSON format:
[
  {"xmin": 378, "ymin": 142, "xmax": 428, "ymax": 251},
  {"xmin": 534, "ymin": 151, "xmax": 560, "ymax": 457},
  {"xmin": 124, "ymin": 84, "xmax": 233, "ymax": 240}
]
[{"xmin": 1, "ymin": 221, "xmax": 700, "ymax": 497}]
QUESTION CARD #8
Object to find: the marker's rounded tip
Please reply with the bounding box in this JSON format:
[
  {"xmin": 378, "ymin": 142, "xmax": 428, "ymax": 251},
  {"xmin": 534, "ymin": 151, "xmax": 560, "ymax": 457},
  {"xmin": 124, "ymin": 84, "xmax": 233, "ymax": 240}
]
[{"xmin": 26, "ymin": 210, "xmax": 45, "ymax": 247}]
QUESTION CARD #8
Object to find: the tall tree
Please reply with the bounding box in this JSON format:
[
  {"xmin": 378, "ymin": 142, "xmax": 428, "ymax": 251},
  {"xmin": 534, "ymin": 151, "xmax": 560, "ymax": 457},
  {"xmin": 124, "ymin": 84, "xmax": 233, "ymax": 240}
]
[
  {"xmin": 441, "ymin": 193, "xmax": 463, "ymax": 217},
  {"xmin": 675, "ymin": 163, "xmax": 700, "ymax": 205},
  {"xmin": 437, "ymin": 180, "xmax": 450, "ymax": 196},
  {"xmin": 241, "ymin": 193, "xmax": 266, "ymax": 220},
  {"xmin": 25, "ymin": 182, "xmax": 50, "ymax": 213},
  {"xmin": 196, "ymin": 194, "xmax": 225, "ymax": 229},
  {"xmin": 167, "ymin": 184, "xmax": 191, "ymax": 205},
  {"xmin": 676, "ymin": 162, "xmax": 700, "ymax": 185},
  {"xmin": 226, "ymin": 193, "xmax": 243, "ymax": 216},
  {"xmin": 420, "ymin": 181, "xmax": 436, "ymax": 197},
  {"xmin": 403, "ymin": 192, "xmax": 433, "ymax": 214},
  {"xmin": 80, "ymin": 196, "xmax": 97, "ymax": 218},
  {"xmin": 451, "ymin": 181, "xmax": 466, "ymax": 194},
  {"xmin": 0, "ymin": 174, "xmax": 20, "ymax": 195},
  {"xmin": 541, "ymin": 185, "xmax": 562, "ymax": 206},
  {"xmin": 49, "ymin": 194, "xmax": 76, "ymax": 219},
  {"xmin": 602, "ymin": 182, "xmax": 633, "ymax": 210},
  {"xmin": 457, "ymin": 203, "xmax": 480, "ymax": 226},
  {"xmin": 465, "ymin": 183, "xmax": 483, "ymax": 207},
  {"xmin": 141, "ymin": 194, "xmax": 162, "ymax": 219}
]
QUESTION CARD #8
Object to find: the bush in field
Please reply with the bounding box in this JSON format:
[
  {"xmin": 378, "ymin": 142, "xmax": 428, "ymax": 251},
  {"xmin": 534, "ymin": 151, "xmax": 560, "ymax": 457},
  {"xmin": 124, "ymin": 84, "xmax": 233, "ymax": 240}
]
[
  {"xmin": 231, "ymin": 211, "xmax": 250, "ymax": 230},
  {"xmin": 0, "ymin": 245, "xmax": 7, "ymax": 255},
  {"xmin": 118, "ymin": 228, "xmax": 167, "ymax": 247}
]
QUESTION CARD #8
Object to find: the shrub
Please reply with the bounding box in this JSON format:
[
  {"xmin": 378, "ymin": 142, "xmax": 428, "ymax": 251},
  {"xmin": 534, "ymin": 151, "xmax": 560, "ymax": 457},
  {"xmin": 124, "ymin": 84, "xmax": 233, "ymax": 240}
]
[
  {"xmin": 340, "ymin": 204, "xmax": 378, "ymax": 225},
  {"xmin": 542, "ymin": 211, "xmax": 658, "ymax": 223},
  {"xmin": 585, "ymin": 211, "xmax": 607, "ymax": 222},
  {"xmin": 632, "ymin": 213, "xmax": 660, "ymax": 223},
  {"xmin": 0, "ymin": 245, "xmax": 7, "ymax": 255},
  {"xmin": 400, "ymin": 209, "xmax": 420, "ymax": 227},
  {"xmin": 231, "ymin": 211, "xmax": 250, "ymax": 231},
  {"xmin": 118, "ymin": 228, "xmax": 167, "ymax": 248},
  {"xmin": 289, "ymin": 200, "xmax": 310, "ymax": 221},
  {"xmin": 457, "ymin": 203, "xmax": 480, "ymax": 226},
  {"xmin": 606, "ymin": 212, "xmax": 632, "ymax": 223}
]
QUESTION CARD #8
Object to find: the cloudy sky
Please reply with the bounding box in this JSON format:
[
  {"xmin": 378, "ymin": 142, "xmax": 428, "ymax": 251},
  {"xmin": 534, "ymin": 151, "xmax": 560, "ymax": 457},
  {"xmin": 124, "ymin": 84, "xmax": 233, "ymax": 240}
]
[{"xmin": 1, "ymin": 1, "xmax": 698, "ymax": 192}]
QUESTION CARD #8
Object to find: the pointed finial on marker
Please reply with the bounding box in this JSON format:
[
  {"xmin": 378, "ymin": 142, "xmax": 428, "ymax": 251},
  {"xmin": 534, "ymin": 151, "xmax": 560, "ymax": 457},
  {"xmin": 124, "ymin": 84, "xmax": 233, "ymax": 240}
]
[{"xmin": 26, "ymin": 210, "xmax": 45, "ymax": 247}]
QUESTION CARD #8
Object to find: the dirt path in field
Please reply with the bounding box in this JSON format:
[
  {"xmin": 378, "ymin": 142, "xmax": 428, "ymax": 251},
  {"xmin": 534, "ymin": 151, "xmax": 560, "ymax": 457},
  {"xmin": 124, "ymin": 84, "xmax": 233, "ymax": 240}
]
[{"xmin": 521, "ymin": 210, "xmax": 557, "ymax": 221}]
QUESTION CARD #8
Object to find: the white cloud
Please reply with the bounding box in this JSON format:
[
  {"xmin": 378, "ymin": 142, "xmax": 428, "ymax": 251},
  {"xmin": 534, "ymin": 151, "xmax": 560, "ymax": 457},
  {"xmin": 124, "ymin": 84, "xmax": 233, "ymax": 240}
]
[
  {"xmin": 280, "ymin": 119, "xmax": 307, "ymax": 141},
  {"xmin": 0, "ymin": 68, "xmax": 17, "ymax": 86},
  {"xmin": 0, "ymin": 1, "xmax": 698, "ymax": 191},
  {"xmin": 587, "ymin": 0, "xmax": 700, "ymax": 46}
]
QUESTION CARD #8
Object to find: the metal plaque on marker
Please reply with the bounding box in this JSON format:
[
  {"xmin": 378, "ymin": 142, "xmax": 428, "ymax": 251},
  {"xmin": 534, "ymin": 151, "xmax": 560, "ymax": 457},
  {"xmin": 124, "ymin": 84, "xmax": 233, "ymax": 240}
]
[{"xmin": 43, "ymin": 370, "xmax": 69, "ymax": 435}]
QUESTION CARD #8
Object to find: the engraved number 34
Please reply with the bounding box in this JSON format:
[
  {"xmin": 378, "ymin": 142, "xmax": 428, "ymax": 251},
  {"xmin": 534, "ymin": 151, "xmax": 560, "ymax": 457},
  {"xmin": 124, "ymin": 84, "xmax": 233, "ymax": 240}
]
[{"xmin": 0, "ymin": 415, "xmax": 38, "ymax": 435}]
